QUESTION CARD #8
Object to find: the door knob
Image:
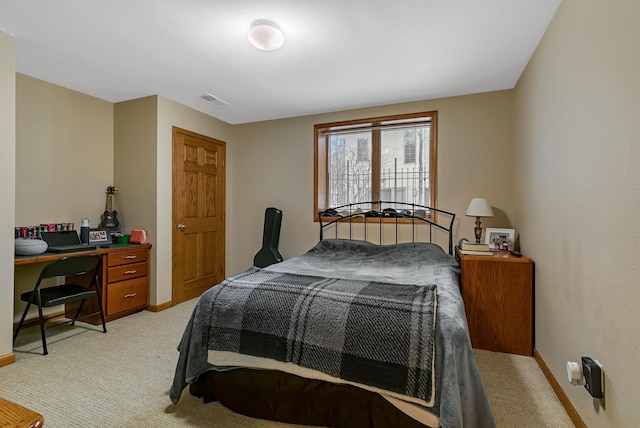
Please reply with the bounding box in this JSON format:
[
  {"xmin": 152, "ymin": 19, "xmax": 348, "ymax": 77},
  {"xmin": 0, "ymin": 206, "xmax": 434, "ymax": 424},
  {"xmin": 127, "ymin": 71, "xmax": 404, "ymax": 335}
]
[{"xmin": 178, "ymin": 224, "xmax": 186, "ymax": 231}]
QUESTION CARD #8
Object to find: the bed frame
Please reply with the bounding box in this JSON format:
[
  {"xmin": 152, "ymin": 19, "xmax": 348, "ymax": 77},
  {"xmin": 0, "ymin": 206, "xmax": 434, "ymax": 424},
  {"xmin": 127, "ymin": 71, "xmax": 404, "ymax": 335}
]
[
  {"xmin": 319, "ymin": 201, "xmax": 456, "ymax": 255},
  {"xmin": 183, "ymin": 202, "xmax": 463, "ymax": 428}
]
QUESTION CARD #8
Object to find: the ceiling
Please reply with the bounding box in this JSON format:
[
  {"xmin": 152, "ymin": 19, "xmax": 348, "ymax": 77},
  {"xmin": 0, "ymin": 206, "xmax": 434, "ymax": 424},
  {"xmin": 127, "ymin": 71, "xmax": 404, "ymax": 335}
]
[{"xmin": 0, "ymin": 0, "xmax": 562, "ymax": 125}]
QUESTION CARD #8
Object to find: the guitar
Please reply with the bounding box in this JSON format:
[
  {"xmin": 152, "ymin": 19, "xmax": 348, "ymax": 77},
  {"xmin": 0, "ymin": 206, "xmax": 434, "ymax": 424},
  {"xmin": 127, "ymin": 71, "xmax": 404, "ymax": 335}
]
[{"xmin": 100, "ymin": 186, "xmax": 120, "ymax": 229}]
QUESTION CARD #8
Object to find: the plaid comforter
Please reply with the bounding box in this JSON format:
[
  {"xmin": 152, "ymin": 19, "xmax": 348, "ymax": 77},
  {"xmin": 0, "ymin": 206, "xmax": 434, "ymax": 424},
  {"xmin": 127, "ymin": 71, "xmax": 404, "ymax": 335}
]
[{"xmin": 199, "ymin": 267, "xmax": 437, "ymax": 405}]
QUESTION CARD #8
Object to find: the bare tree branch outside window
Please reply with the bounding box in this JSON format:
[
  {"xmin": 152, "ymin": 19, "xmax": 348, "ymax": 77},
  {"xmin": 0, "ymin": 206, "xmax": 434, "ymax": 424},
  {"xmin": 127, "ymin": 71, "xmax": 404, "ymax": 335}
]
[{"xmin": 315, "ymin": 111, "xmax": 437, "ymax": 219}]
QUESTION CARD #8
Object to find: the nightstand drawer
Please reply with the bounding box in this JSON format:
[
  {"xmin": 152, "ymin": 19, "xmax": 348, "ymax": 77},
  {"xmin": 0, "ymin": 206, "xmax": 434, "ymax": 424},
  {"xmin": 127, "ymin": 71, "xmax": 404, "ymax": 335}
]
[
  {"xmin": 107, "ymin": 261, "xmax": 148, "ymax": 283},
  {"xmin": 106, "ymin": 276, "xmax": 148, "ymax": 316}
]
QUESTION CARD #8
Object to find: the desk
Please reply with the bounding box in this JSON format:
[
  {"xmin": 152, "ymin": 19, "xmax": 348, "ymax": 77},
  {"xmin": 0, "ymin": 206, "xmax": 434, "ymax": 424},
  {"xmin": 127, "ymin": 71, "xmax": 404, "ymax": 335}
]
[{"xmin": 15, "ymin": 243, "xmax": 152, "ymax": 323}]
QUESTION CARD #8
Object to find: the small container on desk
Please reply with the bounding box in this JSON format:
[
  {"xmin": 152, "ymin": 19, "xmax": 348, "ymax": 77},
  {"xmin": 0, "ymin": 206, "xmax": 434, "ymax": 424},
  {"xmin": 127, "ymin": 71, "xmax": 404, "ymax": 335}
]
[{"xmin": 116, "ymin": 234, "xmax": 131, "ymax": 244}]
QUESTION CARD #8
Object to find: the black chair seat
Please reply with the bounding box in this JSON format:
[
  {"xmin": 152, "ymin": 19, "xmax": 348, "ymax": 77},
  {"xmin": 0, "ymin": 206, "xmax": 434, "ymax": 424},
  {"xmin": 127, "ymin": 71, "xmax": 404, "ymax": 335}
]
[
  {"xmin": 13, "ymin": 254, "xmax": 107, "ymax": 355},
  {"xmin": 20, "ymin": 284, "xmax": 98, "ymax": 307}
]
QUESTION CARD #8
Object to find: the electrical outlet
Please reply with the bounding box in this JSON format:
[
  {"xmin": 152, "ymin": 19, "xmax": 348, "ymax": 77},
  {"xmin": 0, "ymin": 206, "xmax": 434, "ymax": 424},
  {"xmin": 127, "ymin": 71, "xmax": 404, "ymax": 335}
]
[{"xmin": 582, "ymin": 357, "xmax": 603, "ymax": 399}]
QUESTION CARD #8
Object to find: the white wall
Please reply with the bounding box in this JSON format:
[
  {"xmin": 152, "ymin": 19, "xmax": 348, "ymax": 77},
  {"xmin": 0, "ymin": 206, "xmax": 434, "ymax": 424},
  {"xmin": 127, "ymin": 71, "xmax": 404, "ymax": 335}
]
[
  {"xmin": 0, "ymin": 32, "xmax": 16, "ymax": 360},
  {"xmin": 514, "ymin": 0, "xmax": 640, "ymax": 425}
]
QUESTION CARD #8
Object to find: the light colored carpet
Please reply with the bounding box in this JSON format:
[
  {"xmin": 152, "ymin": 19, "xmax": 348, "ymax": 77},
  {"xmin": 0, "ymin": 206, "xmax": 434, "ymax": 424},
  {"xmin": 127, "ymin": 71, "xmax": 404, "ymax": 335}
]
[
  {"xmin": 473, "ymin": 349, "xmax": 574, "ymax": 428},
  {"xmin": 3, "ymin": 298, "xmax": 573, "ymax": 427}
]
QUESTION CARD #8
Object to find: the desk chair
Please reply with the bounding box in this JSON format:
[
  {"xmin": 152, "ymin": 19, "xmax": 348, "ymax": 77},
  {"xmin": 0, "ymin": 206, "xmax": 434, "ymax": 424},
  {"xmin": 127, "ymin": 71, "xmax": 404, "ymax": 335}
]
[{"xmin": 13, "ymin": 254, "xmax": 107, "ymax": 355}]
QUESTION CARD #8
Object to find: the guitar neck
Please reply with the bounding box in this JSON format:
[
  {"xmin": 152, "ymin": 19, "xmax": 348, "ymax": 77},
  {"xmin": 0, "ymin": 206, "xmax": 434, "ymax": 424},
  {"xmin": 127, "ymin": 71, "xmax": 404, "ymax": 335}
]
[{"xmin": 105, "ymin": 194, "xmax": 115, "ymax": 212}]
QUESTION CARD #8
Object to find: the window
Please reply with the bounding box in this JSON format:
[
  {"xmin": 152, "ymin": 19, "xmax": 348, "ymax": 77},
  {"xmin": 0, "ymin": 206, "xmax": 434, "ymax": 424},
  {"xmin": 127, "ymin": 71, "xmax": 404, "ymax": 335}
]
[{"xmin": 314, "ymin": 111, "xmax": 437, "ymax": 220}]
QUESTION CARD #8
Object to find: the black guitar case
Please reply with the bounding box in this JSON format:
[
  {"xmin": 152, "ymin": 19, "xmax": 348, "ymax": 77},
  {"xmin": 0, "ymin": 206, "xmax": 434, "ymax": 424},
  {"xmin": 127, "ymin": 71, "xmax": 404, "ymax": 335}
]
[{"xmin": 253, "ymin": 207, "xmax": 283, "ymax": 268}]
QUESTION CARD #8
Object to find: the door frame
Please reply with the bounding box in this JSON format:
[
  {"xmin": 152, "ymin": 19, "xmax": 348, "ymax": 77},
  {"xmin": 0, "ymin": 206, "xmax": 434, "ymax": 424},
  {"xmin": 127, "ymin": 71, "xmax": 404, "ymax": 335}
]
[{"xmin": 171, "ymin": 126, "xmax": 226, "ymax": 304}]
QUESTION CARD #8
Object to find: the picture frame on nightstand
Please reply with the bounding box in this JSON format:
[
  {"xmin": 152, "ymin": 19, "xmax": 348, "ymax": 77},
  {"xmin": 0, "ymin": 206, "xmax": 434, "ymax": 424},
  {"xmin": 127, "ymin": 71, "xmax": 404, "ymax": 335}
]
[{"xmin": 484, "ymin": 228, "xmax": 515, "ymax": 250}]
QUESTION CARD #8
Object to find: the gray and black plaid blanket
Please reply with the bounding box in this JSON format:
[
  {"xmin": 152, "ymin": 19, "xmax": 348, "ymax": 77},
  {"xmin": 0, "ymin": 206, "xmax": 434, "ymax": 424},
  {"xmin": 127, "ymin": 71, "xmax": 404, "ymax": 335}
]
[{"xmin": 199, "ymin": 266, "xmax": 437, "ymax": 405}]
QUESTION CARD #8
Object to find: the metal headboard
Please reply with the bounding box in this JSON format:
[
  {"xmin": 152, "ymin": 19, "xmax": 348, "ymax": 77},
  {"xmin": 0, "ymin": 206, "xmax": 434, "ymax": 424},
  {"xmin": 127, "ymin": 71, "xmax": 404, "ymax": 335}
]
[{"xmin": 318, "ymin": 201, "xmax": 456, "ymax": 255}]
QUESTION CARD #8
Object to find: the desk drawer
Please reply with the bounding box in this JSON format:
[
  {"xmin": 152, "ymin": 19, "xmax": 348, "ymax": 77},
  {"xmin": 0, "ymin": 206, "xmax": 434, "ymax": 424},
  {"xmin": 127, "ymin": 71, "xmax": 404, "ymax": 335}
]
[
  {"xmin": 107, "ymin": 248, "xmax": 148, "ymax": 267},
  {"xmin": 107, "ymin": 261, "xmax": 148, "ymax": 283},
  {"xmin": 106, "ymin": 276, "xmax": 148, "ymax": 316}
]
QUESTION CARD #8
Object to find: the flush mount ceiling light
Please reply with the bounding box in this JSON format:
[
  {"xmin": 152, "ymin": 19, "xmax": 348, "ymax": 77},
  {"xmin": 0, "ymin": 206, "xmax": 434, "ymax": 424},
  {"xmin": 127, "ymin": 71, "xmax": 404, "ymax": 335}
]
[{"xmin": 248, "ymin": 20, "xmax": 284, "ymax": 51}]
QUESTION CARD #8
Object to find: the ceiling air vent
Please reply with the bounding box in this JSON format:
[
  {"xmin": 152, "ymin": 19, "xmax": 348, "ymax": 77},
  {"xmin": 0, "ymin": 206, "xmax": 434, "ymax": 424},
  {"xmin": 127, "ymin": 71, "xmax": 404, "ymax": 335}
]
[{"xmin": 198, "ymin": 93, "xmax": 230, "ymax": 106}]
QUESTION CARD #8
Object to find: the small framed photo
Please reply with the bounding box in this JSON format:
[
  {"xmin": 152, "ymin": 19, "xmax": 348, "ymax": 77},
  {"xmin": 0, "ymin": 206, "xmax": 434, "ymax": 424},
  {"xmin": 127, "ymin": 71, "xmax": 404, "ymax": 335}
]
[
  {"xmin": 88, "ymin": 228, "xmax": 111, "ymax": 244},
  {"xmin": 485, "ymin": 228, "xmax": 515, "ymax": 250}
]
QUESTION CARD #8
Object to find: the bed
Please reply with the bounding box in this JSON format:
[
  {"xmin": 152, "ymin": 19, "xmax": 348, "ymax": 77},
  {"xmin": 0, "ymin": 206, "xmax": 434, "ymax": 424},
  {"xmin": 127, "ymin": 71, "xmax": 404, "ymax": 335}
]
[{"xmin": 170, "ymin": 202, "xmax": 496, "ymax": 428}]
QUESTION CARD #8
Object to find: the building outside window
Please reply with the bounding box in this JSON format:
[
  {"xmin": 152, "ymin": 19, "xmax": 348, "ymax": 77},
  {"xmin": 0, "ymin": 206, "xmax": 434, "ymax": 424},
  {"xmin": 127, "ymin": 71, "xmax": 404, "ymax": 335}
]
[{"xmin": 314, "ymin": 111, "xmax": 437, "ymax": 219}]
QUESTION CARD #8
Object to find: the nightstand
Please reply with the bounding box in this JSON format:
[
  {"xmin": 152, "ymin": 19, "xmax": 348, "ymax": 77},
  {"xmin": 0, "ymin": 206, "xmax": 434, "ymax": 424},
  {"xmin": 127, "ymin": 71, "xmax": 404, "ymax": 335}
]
[{"xmin": 455, "ymin": 247, "xmax": 534, "ymax": 356}]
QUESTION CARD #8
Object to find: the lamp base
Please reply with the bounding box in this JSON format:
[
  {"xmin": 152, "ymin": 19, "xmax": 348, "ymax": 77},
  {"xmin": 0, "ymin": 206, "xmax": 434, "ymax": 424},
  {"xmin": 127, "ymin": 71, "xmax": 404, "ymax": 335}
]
[{"xmin": 474, "ymin": 217, "xmax": 483, "ymax": 244}]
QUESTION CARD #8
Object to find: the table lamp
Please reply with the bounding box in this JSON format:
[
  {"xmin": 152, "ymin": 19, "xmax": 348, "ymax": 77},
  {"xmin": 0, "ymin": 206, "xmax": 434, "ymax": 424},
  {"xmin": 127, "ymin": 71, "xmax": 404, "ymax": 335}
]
[{"xmin": 466, "ymin": 198, "xmax": 494, "ymax": 244}]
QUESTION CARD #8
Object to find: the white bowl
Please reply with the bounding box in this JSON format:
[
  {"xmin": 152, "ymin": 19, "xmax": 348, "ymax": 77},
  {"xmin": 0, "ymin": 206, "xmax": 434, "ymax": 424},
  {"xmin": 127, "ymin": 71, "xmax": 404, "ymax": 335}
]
[{"xmin": 15, "ymin": 238, "xmax": 48, "ymax": 255}]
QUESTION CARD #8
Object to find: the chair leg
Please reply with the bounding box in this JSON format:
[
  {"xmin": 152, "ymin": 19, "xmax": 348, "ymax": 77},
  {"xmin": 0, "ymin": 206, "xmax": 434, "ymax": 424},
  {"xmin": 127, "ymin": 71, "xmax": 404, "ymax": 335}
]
[
  {"xmin": 98, "ymin": 307, "xmax": 107, "ymax": 333},
  {"xmin": 70, "ymin": 296, "xmax": 107, "ymax": 333},
  {"xmin": 35, "ymin": 296, "xmax": 48, "ymax": 356},
  {"xmin": 13, "ymin": 302, "xmax": 32, "ymax": 344},
  {"xmin": 70, "ymin": 300, "xmax": 86, "ymax": 326},
  {"xmin": 94, "ymin": 283, "xmax": 107, "ymax": 333}
]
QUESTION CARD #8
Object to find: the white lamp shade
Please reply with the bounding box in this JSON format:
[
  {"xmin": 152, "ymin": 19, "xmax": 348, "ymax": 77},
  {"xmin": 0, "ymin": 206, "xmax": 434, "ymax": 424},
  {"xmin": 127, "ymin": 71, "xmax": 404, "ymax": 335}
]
[
  {"xmin": 248, "ymin": 20, "xmax": 284, "ymax": 51},
  {"xmin": 466, "ymin": 198, "xmax": 494, "ymax": 217}
]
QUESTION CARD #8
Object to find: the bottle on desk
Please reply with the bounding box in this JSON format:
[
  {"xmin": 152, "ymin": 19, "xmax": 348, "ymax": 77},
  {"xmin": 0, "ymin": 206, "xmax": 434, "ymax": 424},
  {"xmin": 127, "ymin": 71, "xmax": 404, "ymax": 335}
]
[{"xmin": 80, "ymin": 217, "xmax": 90, "ymax": 244}]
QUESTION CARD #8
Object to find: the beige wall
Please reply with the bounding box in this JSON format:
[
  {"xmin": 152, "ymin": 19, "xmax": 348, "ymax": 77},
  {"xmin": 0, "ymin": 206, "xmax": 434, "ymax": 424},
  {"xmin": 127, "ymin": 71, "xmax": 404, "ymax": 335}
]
[
  {"xmin": 113, "ymin": 95, "xmax": 235, "ymax": 307},
  {"xmin": 230, "ymin": 91, "xmax": 515, "ymax": 274},
  {"xmin": 4, "ymin": 77, "xmax": 515, "ymax": 315},
  {"xmin": 114, "ymin": 96, "xmax": 158, "ymax": 302},
  {"xmin": 15, "ymin": 74, "xmax": 114, "ymax": 227},
  {"xmin": 13, "ymin": 74, "xmax": 114, "ymax": 322},
  {"xmin": 0, "ymin": 32, "xmax": 16, "ymax": 357},
  {"xmin": 4, "ymin": 4, "xmax": 640, "ymax": 424},
  {"xmin": 2, "ymin": 68, "xmax": 516, "ymax": 369},
  {"xmin": 513, "ymin": 0, "xmax": 640, "ymax": 425}
]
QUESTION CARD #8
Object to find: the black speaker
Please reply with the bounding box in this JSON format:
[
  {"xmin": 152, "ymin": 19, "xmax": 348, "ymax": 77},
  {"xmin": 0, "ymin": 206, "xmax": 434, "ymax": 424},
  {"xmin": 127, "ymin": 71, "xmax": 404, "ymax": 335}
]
[{"xmin": 253, "ymin": 207, "xmax": 283, "ymax": 268}]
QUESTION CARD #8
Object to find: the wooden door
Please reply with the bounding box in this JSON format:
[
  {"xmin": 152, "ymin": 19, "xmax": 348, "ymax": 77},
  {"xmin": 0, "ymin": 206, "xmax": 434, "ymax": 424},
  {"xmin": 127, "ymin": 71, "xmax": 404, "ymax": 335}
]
[{"xmin": 172, "ymin": 127, "xmax": 226, "ymax": 304}]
